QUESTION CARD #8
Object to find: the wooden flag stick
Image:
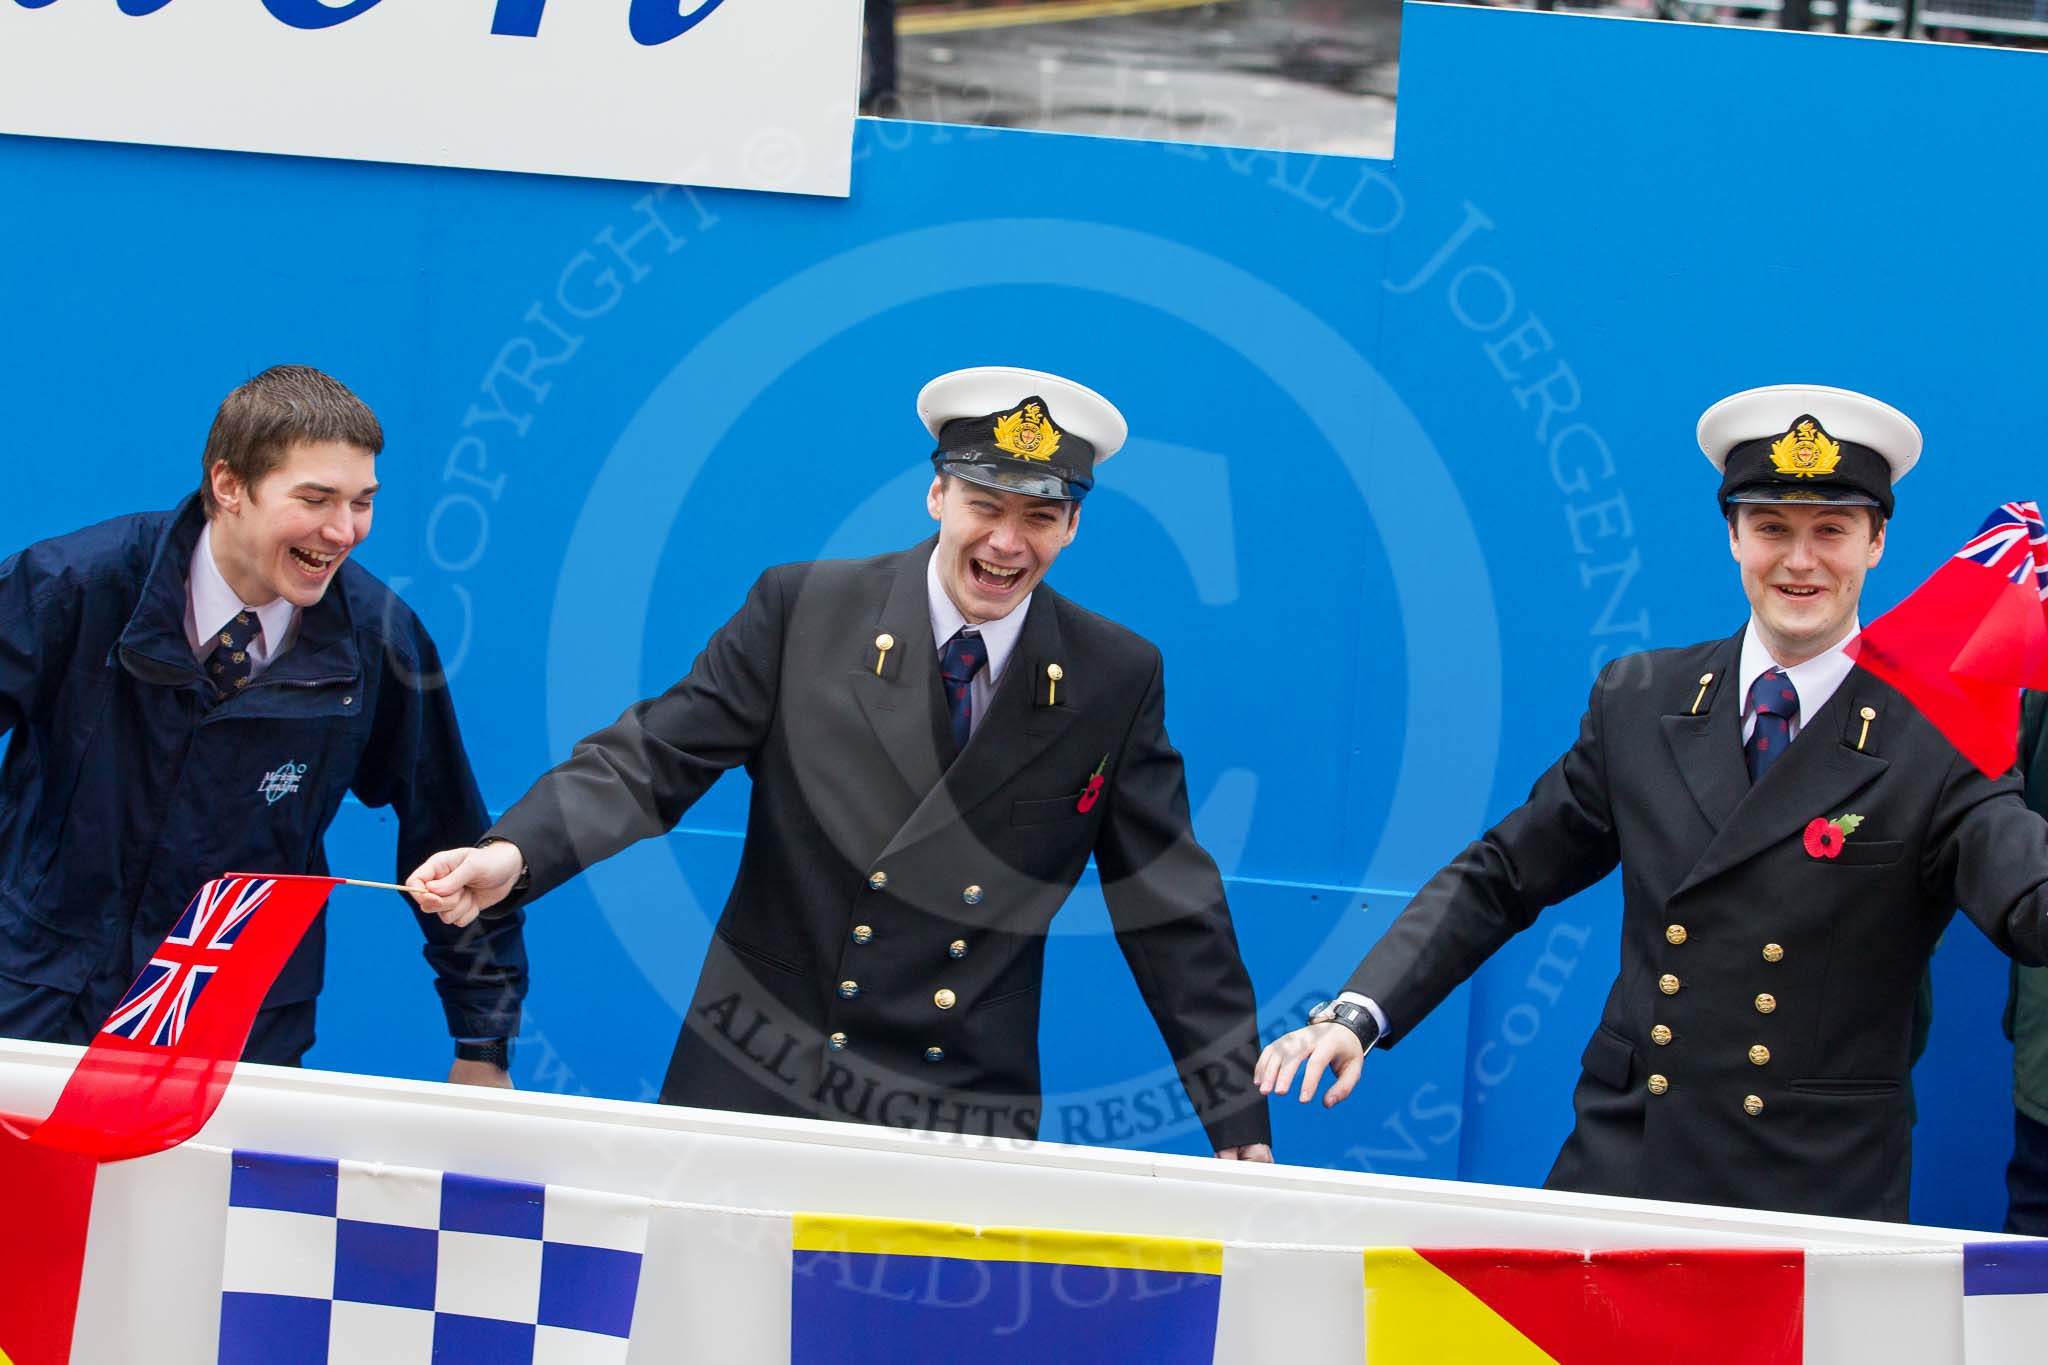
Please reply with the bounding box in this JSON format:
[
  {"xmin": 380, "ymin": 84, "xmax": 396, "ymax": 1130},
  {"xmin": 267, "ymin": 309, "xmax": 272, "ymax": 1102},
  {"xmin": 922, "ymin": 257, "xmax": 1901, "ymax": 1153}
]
[{"xmin": 340, "ymin": 877, "xmax": 421, "ymax": 894}]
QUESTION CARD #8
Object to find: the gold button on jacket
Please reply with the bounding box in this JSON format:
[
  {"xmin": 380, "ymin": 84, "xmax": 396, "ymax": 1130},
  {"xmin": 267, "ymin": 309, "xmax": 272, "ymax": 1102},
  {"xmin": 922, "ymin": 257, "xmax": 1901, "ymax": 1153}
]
[
  {"xmin": 1748, "ymin": 1044, "xmax": 1771, "ymax": 1066},
  {"xmin": 1754, "ymin": 993, "xmax": 1777, "ymax": 1015},
  {"xmin": 1762, "ymin": 943, "xmax": 1784, "ymax": 964},
  {"xmin": 1665, "ymin": 924, "xmax": 1687, "ymax": 945},
  {"xmin": 934, "ymin": 988, "xmax": 957, "ymax": 1009},
  {"xmin": 1744, "ymin": 1094, "xmax": 1765, "ymax": 1116},
  {"xmin": 1647, "ymin": 1074, "xmax": 1669, "ymax": 1095},
  {"xmin": 1659, "ymin": 973, "xmax": 1681, "ymax": 995},
  {"xmin": 1650, "ymin": 1024, "xmax": 1672, "ymax": 1046},
  {"xmin": 866, "ymin": 870, "xmax": 888, "ymax": 891}
]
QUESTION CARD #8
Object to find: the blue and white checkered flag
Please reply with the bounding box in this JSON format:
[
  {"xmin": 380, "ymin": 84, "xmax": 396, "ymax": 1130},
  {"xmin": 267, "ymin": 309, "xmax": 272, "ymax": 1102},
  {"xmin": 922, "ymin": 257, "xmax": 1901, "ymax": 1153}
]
[{"xmin": 218, "ymin": 1150, "xmax": 647, "ymax": 1364}]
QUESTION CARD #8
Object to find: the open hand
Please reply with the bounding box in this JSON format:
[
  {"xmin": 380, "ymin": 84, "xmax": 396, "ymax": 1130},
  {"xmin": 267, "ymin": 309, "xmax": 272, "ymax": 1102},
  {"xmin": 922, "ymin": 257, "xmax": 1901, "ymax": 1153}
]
[{"xmin": 1254, "ymin": 1023, "xmax": 1366, "ymax": 1107}]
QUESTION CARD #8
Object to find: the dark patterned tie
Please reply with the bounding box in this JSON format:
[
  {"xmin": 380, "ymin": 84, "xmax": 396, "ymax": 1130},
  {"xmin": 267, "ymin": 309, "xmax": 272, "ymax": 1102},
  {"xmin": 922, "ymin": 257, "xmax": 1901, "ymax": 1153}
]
[
  {"xmin": 1745, "ymin": 667, "xmax": 1799, "ymax": 783},
  {"xmin": 939, "ymin": 629, "xmax": 984, "ymax": 752},
  {"xmin": 205, "ymin": 610, "xmax": 260, "ymax": 703}
]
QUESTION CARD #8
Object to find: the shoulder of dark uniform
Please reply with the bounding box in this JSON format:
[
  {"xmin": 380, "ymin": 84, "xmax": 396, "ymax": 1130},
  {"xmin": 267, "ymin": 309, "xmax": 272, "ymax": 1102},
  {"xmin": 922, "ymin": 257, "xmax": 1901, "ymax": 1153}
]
[
  {"xmin": 1841, "ymin": 666, "xmax": 1977, "ymax": 765},
  {"xmin": 1630, "ymin": 637, "xmax": 1726, "ymax": 680},
  {"xmin": 1591, "ymin": 636, "xmax": 1731, "ymax": 693},
  {"xmin": 768, "ymin": 543, "xmax": 929, "ymax": 589},
  {"xmin": 1042, "ymin": 587, "xmax": 1160, "ymax": 674},
  {"xmin": 754, "ymin": 548, "xmax": 908, "ymax": 616}
]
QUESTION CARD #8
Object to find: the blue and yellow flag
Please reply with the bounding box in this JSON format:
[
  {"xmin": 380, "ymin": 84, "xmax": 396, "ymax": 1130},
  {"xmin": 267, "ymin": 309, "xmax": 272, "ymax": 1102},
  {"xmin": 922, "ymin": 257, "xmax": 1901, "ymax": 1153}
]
[{"xmin": 792, "ymin": 1213, "xmax": 1222, "ymax": 1362}]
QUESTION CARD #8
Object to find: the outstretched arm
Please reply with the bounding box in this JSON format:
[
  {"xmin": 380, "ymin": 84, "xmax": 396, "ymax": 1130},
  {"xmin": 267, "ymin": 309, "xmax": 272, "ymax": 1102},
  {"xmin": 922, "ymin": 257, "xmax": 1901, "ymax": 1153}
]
[{"xmin": 1095, "ymin": 650, "xmax": 1272, "ymax": 1158}]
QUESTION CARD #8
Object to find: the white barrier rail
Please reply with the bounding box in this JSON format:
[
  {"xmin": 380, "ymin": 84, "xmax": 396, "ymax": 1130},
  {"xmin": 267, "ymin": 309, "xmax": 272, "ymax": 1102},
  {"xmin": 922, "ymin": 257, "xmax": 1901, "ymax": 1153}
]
[{"xmin": 0, "ymin": 1040, "xmax": 2023, "ymax": 1362}]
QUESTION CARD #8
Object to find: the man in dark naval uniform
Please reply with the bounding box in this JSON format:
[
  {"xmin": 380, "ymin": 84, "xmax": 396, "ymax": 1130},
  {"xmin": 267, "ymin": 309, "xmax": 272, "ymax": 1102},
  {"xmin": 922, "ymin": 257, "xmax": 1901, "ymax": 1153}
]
[
  {"xmin": 412, "ymin": 367, "xmax": 1273, "ymax": 1159},
  {"xmin": 1258, "ymin": 383, "xmax": 2048, "ymax": 1221}
]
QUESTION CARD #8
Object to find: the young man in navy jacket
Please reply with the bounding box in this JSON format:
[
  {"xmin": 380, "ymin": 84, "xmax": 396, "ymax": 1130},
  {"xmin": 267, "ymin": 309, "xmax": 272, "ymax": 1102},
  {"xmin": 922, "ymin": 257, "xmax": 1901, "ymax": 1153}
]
[{"xmin": 0, "ymin": 366, "xmax": 525, "ymax": 1081}]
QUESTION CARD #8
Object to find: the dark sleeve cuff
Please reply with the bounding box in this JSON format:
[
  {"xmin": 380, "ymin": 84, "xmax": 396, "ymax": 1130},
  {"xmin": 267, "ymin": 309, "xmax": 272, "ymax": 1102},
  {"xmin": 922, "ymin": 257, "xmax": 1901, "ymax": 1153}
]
[{"xmin": 1202, "ymin": 1098, "xmax": 1273, "ymax": 1153}]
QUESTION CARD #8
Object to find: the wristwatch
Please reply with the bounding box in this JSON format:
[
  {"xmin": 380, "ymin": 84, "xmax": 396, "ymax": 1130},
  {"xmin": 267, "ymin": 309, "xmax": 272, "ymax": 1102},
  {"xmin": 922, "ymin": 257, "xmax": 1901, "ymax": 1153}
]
[
  {"xmin": 1308, "ymin": 998, "xmax": 1381, "ymax": 1052},
  {"xmin": 455, "ymin": 1039, "xmax": 512, "ymax": 1070}
]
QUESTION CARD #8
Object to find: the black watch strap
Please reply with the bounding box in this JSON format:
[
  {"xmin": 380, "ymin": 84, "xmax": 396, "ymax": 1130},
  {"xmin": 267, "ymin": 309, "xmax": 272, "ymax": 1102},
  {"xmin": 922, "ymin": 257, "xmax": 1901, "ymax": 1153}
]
[
  {"xmin": 1309, "ymin": 999, "xmax": 1381, "ymax": 1051},
  {"xmin": 455, "ymin": 1039, "xmax": 512, "ymax": 1069}
]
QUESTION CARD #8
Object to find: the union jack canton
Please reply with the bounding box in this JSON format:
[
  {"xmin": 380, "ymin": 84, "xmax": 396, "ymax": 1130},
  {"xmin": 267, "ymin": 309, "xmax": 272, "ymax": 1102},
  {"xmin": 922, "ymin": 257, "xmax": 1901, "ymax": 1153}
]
[
  {"xmin": 102, "ymin": 876, "xmax": 276, "ymax": 1048},
  {"xmin": 1956, "ymin": 500, "xmax": 2048, "ymax": 597}
]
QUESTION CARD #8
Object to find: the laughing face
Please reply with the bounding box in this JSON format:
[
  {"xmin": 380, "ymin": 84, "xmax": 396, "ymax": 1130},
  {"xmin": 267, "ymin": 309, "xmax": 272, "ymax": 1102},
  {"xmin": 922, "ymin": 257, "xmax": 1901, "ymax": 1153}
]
[
  {"xmin": 926, "ymin": 474, "xmax": 1079, "ymax": 624},
  {"xmin": 1729, "ymin": 503, "xmax": 1884, "ymax": 666},
  {"xmin": 207, "ymin": 439, "xmax": 378, "ymax": 609}
]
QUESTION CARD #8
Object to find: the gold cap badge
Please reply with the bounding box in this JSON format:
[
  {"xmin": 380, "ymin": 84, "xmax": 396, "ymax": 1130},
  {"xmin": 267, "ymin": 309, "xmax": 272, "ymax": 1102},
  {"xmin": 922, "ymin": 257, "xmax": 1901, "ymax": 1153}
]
[
  {"xmin": 1769, "ymin": 419, "xmax": 1842, "ymax": 479},
  {"xmin": 993, "ymin": 402, "xmax": 1062, "ymax": 463}
]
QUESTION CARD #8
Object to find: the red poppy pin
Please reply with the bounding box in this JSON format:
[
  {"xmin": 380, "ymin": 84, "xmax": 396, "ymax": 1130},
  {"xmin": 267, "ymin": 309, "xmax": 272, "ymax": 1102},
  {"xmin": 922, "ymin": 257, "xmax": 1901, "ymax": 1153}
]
[
  {"xmin": 1803, "ymin": 812, "xmax": 1865, "ymax": 859},
  {"xmin": 1077, "ymin": 755, "xmax": 1110, "ymax": 813}
]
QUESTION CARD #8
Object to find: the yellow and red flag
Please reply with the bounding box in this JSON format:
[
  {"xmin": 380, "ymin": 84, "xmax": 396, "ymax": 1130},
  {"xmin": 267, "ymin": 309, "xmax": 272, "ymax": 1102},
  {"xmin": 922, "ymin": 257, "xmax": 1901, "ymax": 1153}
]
[{"xmin": 1364, "ymin": 1246, "xmax": 1804, "ymax": 1363}]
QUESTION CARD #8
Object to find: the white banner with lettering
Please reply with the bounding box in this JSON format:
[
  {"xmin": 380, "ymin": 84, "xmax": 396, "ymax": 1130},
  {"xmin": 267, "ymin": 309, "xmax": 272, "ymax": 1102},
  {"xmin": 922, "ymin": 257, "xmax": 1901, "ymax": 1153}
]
[{"xmin": 0, "ymin": 0, "xmax": 860, "ymax": 197}]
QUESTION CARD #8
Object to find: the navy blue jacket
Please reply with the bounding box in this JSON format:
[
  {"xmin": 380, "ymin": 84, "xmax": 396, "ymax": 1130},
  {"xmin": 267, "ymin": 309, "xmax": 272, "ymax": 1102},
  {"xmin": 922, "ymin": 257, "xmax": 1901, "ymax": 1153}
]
[{"xmin": 0, "ymin": 497, "xmax": 526, "ymax": 1062}]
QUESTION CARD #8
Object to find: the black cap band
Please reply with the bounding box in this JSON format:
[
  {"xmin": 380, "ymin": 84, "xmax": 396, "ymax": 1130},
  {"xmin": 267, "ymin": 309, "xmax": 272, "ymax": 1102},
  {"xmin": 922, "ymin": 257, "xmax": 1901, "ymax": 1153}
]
[
  {"xmin": 931, "ymin": 397, "xmax": 1099, "ymax": 503},
  {"xmin": 1717, "ymin": 416, "xmax": 1895, "ymax": 519}
]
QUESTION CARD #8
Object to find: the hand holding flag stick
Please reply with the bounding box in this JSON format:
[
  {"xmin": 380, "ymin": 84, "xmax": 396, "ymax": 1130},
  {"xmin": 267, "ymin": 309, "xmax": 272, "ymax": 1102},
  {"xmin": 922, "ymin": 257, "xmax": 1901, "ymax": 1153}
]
[{"xmin": 404, "ymin": 841, "xmax": 526, "ymax": 928}]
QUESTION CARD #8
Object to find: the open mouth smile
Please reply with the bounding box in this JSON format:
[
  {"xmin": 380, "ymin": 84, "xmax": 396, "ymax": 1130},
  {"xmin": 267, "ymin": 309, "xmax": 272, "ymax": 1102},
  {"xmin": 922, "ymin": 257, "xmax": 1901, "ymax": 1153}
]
[
  {"xmin": 970, "ymin": 558, "xmax": 1024, "ymax": 591},
  {"xmin": 290, "ymin": 547, "xmax": 341, "ymax": 576}
]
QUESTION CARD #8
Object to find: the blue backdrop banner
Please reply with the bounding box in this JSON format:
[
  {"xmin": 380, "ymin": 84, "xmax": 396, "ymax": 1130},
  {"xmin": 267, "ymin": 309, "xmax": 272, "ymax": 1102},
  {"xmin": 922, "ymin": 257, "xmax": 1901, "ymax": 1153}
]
[{"xmin": 0, "ymin": 1, "xmax": 2037, "ymax": 1230}]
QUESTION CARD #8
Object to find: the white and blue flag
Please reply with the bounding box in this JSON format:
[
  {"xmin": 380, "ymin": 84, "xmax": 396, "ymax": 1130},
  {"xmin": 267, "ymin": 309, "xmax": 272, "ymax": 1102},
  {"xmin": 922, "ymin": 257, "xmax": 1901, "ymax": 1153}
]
[
  {"xmin": 1963, "ymin": 1239, "xmax": 2048, "ymax": 1362},
  {"xmin": 218, "ymin": 1150, "xmax": 647, "ymax": 1364}
]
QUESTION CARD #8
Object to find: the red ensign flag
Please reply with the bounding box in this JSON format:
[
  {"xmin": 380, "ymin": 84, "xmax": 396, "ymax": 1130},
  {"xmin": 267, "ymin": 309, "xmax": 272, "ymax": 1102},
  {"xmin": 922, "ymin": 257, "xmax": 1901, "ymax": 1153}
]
[
  {"xmin": 12, "ymin": 873, "xmax": 337, "ymax": 1162},
  {"xmin": 1849, "ymin": 502, "xmax": 2048, "ymax": 778}
]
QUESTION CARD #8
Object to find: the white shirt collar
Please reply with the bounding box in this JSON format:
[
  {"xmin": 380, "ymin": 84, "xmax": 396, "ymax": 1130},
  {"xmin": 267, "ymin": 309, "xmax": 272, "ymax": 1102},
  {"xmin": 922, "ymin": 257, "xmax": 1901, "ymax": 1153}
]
[
  {"xmin": 926, "ymin": 548, "xmax": 1031, "ymax": 685},
  {"xmin": 186, "ymin": 521, "xmax": 298, "ymax": 661},
  {"xmin": 1738, "ymin": 616, "xmax": 1860, "ymax": 725}
]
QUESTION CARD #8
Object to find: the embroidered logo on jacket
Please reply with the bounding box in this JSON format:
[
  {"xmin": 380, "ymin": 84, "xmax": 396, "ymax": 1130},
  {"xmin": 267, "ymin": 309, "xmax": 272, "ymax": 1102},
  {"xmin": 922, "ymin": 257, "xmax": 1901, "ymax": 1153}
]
[{"xmin": 257, "ymin": 761, "xmax": 310, "ymax": 806}]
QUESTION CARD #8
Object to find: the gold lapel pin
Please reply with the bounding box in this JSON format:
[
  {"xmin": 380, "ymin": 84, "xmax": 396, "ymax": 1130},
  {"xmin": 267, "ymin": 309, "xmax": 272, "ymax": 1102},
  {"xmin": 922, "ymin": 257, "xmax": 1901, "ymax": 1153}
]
[
  {"xmin": 1691, "ymin": 672, "xmax": 1714, "ymax": 715},
  {"xmin": 1046, "ymin": 662, "xmax": 1064, "ymax": 706},
  {"xmin": 873, "ymin": 632, "xmax": 894, "ymax": 676},
  {"xmin": 1857, "ymin": 705, "xmax": 1876, "ymax": 751}
]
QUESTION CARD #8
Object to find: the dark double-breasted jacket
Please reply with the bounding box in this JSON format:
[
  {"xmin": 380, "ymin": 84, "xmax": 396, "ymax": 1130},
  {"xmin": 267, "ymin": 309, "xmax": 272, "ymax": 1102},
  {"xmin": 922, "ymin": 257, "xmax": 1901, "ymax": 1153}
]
[
  {"xmin": 1349, "ymin": 627, "xmax": 2048, "ymax": 1221},
  {"xmin": 492, "ymin": 540, "xmax": 1270, "ymax": 1151}
]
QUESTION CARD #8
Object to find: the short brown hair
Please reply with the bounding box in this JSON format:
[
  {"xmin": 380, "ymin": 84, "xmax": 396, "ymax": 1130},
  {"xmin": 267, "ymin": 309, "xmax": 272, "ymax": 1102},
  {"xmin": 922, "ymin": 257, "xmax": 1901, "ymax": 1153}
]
[{"xmin": 198, "ymin": 366, "xmax": 383, "ymax": 517}]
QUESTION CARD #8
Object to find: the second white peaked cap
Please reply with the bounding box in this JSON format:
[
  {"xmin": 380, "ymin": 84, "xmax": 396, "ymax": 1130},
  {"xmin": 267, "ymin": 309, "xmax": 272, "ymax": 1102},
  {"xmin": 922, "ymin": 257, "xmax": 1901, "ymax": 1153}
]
[
  {"xmin": 1697, "ymin": 384, "xmax": 1922, "ymax": 483},
  {"xmin": 1697, "ymin": 383, "xmax": 1923, "ymax": 517},
  {"xmin": 917, "ymin": 367, "xmax": 1128, "ymax": 463}
]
